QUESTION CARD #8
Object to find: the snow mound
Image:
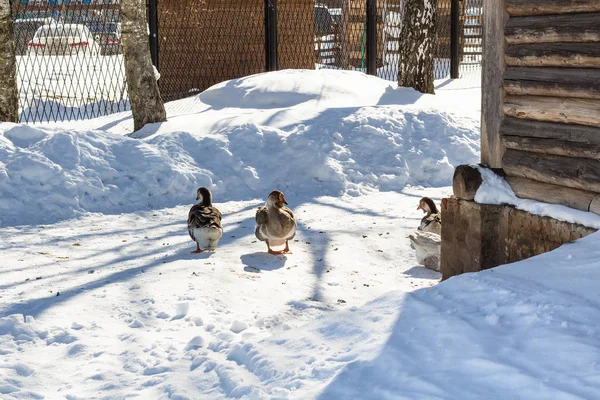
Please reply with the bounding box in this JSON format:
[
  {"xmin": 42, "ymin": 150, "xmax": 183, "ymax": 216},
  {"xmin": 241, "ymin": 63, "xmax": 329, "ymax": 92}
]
[{"xmin": 0, "ymin": 70, "xmax": 479, "ymax": 227}]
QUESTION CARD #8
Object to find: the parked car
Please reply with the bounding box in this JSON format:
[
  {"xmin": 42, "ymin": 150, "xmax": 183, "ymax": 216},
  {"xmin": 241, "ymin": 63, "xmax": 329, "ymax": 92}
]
[
  {"xmin": 13, "ymin": 17, "xmax": 57, "ymax": 55},
  {"xmin": 87, "ymin": 22, "xmax": 122, "ymax": 55},
  {"xmin": 28, "ymin": 23, "xmax": 101, "ymax": 56}
]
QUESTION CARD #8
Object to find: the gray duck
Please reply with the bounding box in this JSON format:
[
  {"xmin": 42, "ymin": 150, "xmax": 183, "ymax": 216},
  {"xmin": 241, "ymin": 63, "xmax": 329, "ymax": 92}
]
[{"xmin": 255, "ymin": 190, "xmax": 297, "ymax": 255}]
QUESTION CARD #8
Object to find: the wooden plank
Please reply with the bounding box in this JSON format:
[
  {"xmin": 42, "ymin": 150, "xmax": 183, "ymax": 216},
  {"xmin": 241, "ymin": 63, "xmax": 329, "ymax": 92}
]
[
  {"xmin": 502, "ymin": 135, "xmax": 600, "ymax": 159},
  {"xmin": 505, "ymin": 13, "xmax": 600, "ymax": 45},
  {"xmin": 500, "ymin": 117, "xmax": 600, "ymax": 144},
  {"xmin": 503, "ymin": 149, "xmax": 600, "ymax": 192},
  {"xmin": 506, "ymin": 43, "xmax": 600, "ymax": 68},
  {"xmin": 503, "ymin": 67, "xmax": 600, "ymax": 99},
  {"xmin": 481, "ymin": 0, "xmax": 507, "ymax": 168},
  {"xmin": 504, "ymin": 95, "xmax": 600, "ymax": 127},
  {"xmin": 505, "ymin": 175, "xmax": 599, "ymax": 213},
  {"xmin": 506, "ymin": 0, "xmax": 600, "ymax": 16}
]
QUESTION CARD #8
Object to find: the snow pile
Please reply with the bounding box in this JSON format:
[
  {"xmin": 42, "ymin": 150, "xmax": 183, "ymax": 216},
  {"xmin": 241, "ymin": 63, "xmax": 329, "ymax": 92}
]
[
  {"xmin": 475, "ymin": 167, "xmax": 600, "ymax": 229},
  {"xmin": 0, "ymin": 70, "xmax": 479, "ymax": 226},
  {"xmin": 313, "ymin": 232, "xmax": 600, "ymax": 400}
]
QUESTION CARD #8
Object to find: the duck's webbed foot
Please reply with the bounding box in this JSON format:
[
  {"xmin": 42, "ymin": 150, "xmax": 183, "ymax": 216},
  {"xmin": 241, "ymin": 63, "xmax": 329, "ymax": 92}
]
[
  {"xmin": 267, "ymin": 241, "xmax": 284, "ymax": 255},
  {"xmin": 282, "ymin": 241, "xmax": 292, "ymax": 254},
  {"xmin": 191, "ymin": 244, "xmax": 204, "ymax": 253}
]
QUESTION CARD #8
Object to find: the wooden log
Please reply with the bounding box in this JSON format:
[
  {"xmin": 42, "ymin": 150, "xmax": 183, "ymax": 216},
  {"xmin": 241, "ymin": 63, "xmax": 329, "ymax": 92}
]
[
  {"xmin": 503, "ymin": 149, "xmax": 600, "ymax": 192},
  {"xmin": 503, "ymin": 67, "xmax": 600, "ymax": 99},
  {"xmin": 500, "ymin": 117, "xmax": 600, "ymax": 146},
  {"xmin": 505, "ymin": 13, "xmax": 600, "ymax": 45},
  {"xmin": 453, "ymin": 165, "xmax": 483, "ymax": 201},
  {"xmin": 591, "ymin": 194, "xmax": 600, "ymax": 214},
  {"xmin": 506, "ymin": 43, "xmax": 600, "ymax": 68},
  {"xmin": 505, "ymin": 175, "xmax": 599, "ymax": 213},
  {"xmin": 502, "ymin": 135, "xmax": 600, "ymax": 159},
  {"xmin": 506, "ymin": 0, "xmax": 600, "ymax": 16},
  {"xmin": 504, "ymin": 95, "xmax": 600, "ymax": 127},
  {"xmin": 481, "ymin": 0, "xmax": 507, "ymax": 168}
]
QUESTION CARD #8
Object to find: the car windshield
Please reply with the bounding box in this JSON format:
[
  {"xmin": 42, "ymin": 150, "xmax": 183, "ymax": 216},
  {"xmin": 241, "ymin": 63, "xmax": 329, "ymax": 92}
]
[{"xmin": 35, "ymin": 25, "xmax": 88, "ymax": 39}]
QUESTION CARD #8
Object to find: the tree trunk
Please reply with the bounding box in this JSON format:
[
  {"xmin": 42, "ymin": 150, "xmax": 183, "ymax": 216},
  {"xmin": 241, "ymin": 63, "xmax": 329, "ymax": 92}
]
[
  {"xmin": 0, "ymin": 0, "xmax": 18, "ymax": 123},
  {"xmin": 121, "ymin": 0, "xmax": 166, "ymax": 131},
  {"xmin": 398, "ymin": 0, "xmax": 437, "ymax": 94}
]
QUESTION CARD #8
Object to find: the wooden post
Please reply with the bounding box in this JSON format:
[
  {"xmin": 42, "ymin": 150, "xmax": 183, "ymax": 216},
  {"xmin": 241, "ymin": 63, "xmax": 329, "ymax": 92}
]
[
  {"xmin": 481, "ymin": 0, "xmax": 507, "ymax": 168},
  {"xmin": 0, "ymin": 0, "xmax": 18, "ymax": 123},
  {"xmin": 453, "ymin": 165, "xmax": 484, "ymax": 201}
]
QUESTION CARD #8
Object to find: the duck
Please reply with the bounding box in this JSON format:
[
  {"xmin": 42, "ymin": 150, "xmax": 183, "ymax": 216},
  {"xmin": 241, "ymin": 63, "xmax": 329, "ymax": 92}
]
[
  {"xmin": 255, "ymin": 190, "xmax": 297, "ymax": 255},
  {"xmin": 408, "ymin": 230, "xmax": 441, "ymax": 272},
  {"xmin": 417, "ymin": 197, "xmax": 442, "ymax": 235},
  {"xmin": 188, "ymin": 187, "xmax": 223, "ymax": 253}
]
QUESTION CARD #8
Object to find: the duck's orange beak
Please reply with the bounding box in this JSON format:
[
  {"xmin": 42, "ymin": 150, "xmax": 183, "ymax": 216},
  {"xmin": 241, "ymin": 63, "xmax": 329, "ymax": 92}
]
[{"xmin": 417, "ymin": 205, "xmax": 421, "ymax": 211}]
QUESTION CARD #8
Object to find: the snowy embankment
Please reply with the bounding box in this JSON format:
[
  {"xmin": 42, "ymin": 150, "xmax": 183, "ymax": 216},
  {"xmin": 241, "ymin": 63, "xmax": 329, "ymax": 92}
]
[
  {"xmin": 0, "ymin": 69, "xmax": 499, "ymax": 399},
  {"xmin": 0, "ymin": 69, "xmax": 479, "ymax": 227}
]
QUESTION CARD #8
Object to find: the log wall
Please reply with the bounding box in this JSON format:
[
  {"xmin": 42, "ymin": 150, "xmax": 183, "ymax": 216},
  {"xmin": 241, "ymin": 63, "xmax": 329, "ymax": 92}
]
[{"xmin": 484, "ymin": 0, "xmax": 600, "ymax": 215}]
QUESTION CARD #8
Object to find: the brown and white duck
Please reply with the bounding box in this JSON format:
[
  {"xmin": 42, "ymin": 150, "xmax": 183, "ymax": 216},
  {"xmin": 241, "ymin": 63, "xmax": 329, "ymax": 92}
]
[
  {"xmin": 408, "ymin": 230, "xmax": 441, "ymax": 272},
  {"xmin": 188, "ymin": 187, "xmax": 223, "ymax": 253},
  {"xmin": 417, "ymin": 197, "xmax": 441, "ymax": 235},
  {"xmin": 255, "ymin": 190, "xmax": 297, "ymax": 255}
]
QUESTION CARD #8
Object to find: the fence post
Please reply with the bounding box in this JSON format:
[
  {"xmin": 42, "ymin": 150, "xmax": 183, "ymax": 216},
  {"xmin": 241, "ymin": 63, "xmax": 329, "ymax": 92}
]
[
  {"xmin": 365, "ymin": 0, "xmax": 377, "ymax": 75},
  {"xmin": 450, "ymin": 0, "xmax": 460, "ymax": 79},
  {"xmin": 264, "ymin": 0, "xmax": 278, "ymax": 72},
  {"xmin": 148, "ymin": 0, "xmax": 159, "ymax": 68}
]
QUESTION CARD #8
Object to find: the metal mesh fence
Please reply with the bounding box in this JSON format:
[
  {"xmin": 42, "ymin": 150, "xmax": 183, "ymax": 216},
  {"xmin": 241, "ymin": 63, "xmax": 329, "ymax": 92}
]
[
  {"xmin": 10, "ymin": 0, "xmax": 483, "ymax": 124},
  {"xmin": 156, "ymin": 0, "xmax": 265, "ymax": 102},
  {"xmin": 11, "ymin": 0, "xmax": 128, "ymax": 124},
  {"xmin": 461, "ymin": 0, "xmax": 483, "ymax": 75}
]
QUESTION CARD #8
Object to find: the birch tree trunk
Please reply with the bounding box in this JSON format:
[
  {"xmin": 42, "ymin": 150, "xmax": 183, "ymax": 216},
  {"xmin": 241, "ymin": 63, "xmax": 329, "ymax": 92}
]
[
  {"xmin": 121, "ymin": 0, "xmax": 166, "ymax": 131},
  {"xmin": 398, "ymin": 0, "xmax": 437, "ymax": 94},
  {"xmin": 0, "ymin": 0, "xmax": 18, "ymax": 123}
]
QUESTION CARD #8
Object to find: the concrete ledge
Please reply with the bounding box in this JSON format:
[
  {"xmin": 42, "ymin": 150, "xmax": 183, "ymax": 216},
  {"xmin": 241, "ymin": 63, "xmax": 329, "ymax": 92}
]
[{"xmin": 440, "ymin": 198, "xmax": 597, "ymax": 280}]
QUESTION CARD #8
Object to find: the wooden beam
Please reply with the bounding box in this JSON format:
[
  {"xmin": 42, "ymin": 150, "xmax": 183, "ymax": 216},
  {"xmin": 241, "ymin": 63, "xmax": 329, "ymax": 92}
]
[
  {"xmin": 505, "ymin": 13, "xmax": 600, "ymax": 45},
  {"xmin": 481, "ymin": 0, "xmax": 507, "ymax": 168},
  {"xmin": 506, "ymin": 43, "xmax": 600, "ymax": 68},
  {"xmin": 502, "ymin": 135, "xmax": 600, "ymax": 159},
  {"xmin": 503, "ymin": 149, "xmax": 600, "ymax": 192},
  {"xmin": 505, "ymin": 175, "xmax": 600, "ymax": 213},
  {"xmin": 500, "ymin": 117, "xmax": 600, "ymax": 144},
  {"xmin": 506, "ymin": 0, "xmax": 600, "ymax": 16},
  {"xmin": 453, "ymin": 165, "xmax": 483, "ymax": 201},
  {"xmin": 504, "ymin": 67, "xmax": 600, "ymax": 99},
  {"xmin": 504, "ymin": 95, "xmax": 600, "ymax": 127}
]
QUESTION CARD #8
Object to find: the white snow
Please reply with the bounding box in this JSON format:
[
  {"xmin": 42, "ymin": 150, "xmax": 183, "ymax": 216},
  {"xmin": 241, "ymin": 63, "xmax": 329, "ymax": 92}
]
[
  {"xmin": 2, "ymin": 69, "xmax": 598, "ymax": 400},
  {"xmin": 0, "ymin": 69, "xmax": 479, "ymax": 227},
  {"xmin": 475, "ymin": 166, "xmax": 600, "ymax": 229}
]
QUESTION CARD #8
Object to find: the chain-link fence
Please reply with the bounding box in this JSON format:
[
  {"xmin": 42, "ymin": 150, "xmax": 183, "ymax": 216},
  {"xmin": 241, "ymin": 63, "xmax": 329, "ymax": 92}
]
[
  {"xmin": 11, "ymin": 0, "xmax": 128, "ymax": 123},
  {"xmin": 10, "ymin": 0, "xmax": 482, "ymax": 123}
]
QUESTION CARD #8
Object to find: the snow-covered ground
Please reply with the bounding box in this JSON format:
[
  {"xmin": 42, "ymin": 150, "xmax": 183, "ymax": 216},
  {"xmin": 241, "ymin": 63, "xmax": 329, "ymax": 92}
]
[{"xmin": 3, "ymin": 69, "xmax": 598, "ymax": 399}]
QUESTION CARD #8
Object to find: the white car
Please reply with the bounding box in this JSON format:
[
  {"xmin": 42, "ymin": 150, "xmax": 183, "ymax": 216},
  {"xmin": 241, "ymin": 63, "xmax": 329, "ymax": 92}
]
[{"xmin": 28, "ymin": 24, "xmax": 101, "ymax": 56}]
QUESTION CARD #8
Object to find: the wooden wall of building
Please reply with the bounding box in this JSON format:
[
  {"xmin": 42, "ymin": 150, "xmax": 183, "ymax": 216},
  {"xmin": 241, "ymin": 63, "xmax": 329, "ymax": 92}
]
[{"xmin": 483, "ymin": 0, "xmax": 600, "ymax": 215}]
